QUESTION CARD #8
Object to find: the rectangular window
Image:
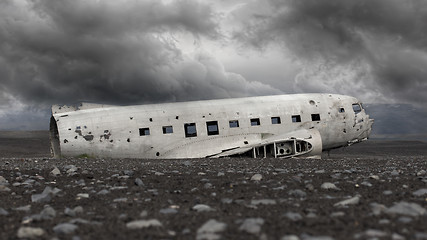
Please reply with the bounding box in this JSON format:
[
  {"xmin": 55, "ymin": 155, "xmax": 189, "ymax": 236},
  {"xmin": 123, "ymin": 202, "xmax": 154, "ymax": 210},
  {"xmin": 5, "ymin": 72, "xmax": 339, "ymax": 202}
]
[
  {"xmin": 352, "ymin": 103, "xmax": 362, "ymax": 114},
  {"xmin": 162, "ymin": 126, "xmax": 173, "ymax": 134},
  {"xmin": 292, "ymin": 115, "xmax": 301, "ymax": 123},
  {"xmin": 311, "ymin": 114, "xmax": 321, "ymax": 121},
  {"xmin": 184, "ymin": 123, "xmax": 197, "ymax": 138},
  {"xmin": 139, "ymin": 128, "xmax": 150, "ymax": 136},
  {"xmin": 250, "ymin": 118, "xmax": 260, "ymax": 126},
  {"xmin": 271, "ymin": 117, "xmax": 281, "ymax": 124},
  {"xmin": 206, "ymin": 121, "xmax": 219, "ymax": 135},
  {"xmin": 229, "ymin": 120, "xmax": 239, "ymax": 128}
]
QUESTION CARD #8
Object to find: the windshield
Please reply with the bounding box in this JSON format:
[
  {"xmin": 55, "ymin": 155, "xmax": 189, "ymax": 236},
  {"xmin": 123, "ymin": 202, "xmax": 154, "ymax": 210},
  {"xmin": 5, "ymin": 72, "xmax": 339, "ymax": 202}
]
[{"xmin": 352, "ymin": 103, "xmax": 362, "ymax": 114}]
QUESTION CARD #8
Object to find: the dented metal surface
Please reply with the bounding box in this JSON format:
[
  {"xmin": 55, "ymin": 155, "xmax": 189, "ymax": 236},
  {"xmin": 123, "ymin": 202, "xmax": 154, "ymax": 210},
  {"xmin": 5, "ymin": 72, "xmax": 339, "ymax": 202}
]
[{"xmin": 49, "ymin": 94, "xmax": 374, "ymax": 159}]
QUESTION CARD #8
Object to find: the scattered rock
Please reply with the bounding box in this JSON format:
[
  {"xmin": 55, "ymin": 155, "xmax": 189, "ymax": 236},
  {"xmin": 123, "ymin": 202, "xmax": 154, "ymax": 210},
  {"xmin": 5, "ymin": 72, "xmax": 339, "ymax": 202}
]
[
  {"xmin": 288, "ymin": 189, "xmax": 307, "ymax": 198},
  {"xmin": 65, "ymin": 165, "xmax": 78, "ymax": 174},
  {"xmin": 65, "ymin": 206, "xmax": 83, "ymax": 217},
  {"xmin": 97, "ymin": 189, "xmax": 110, "ymax": 195},
  {"xmin": 31, "ymin": 187, "xmax": 61, "ymax": 203},
  {"xmin": 251, "ymin": 174, "xmax": 263, "ymax": 181},
  {"xmin": 370, "ymin": 203, "xmax": 387, "ymax": 216},
  {"xmin": 50, "ymin": 167, "xmax": 61, "ymax": 176},
  {"xmin": 14, "ymin": 205, "xmax": 31, "ymax": 212},
  {"xmin": 0, "ymin": 176, "xmax": 9, "ymax": 186},
  {"xmin": 386, "ymin": 201, "xmax": 426, "ymax": 217},
  {"xmin": 383, "ymin": 190, "xmax": 393, "ymax": 195},
  {"xmin": 0, "ymin": 185, "xmax": 11, "ymax": 192},
  {"xmin": 281, "ymin": 235, "xmax": 300, "ymax": 240},
  {"xmin": 53, "ymin": 223, "xmax": 78, "ymax": 234},
  {"xmin": 17, "ymin": 227, "xmax": 45, "ymax": 239},
  {"xmin": 330, "ymin": 212, "xmax": 345, "ymax": 217},
  {"xmin": 39, "ymin": 205, "xmax": 56, "ymax": 220},
  {"xmin": 192, "ymin": 204, "xmax": 215, "ymax": 212},
  {"xmin": 239, "ymin": 218, "xmax": 264, "ymax": 235},
  {"xmin": 334, "ymin": 196, "xmax": 360, "ymax": 207},
  {"xmin": 76, "ymin": 193, "xmax": 89, "ymax": 199},
  {"xmin": 160, "ymin": 208, "xmax": 178, "ymax": 214},
  {"xmin": 134, "ymin": 178, "xmax": 144, "ymax": 186},
  {"xmin": 126, "ymin": 219, "xmax": 162, "ymax": 229},
  {"xmin": 354, "ymin": 229, "xmax": 388, "ymax": 239},
  {"xmin": 196, "ymin": 219, "xmax": 227, "ymax": 240},
  {"xmin": 113, "ymin": 197, "xmax": 127, "ymax": 203},
  {"xmin": 251, "ymin": 199, "xmax": 277, "ymax": 205},
  {"xmin": 0, "ymin": 207, "xmax": 9, "ymax": 216},
  {"xmin": 321, "ymin": 182, "xmax": 340, "ymax": 190},
  {"xmin": 300, "ymin": 234, "xmax": 334, "ymax": 240},
  {"xmin": 413, "ymin": 189, "xmax": 427, "ymax": 197},
  {"xmin": 284, "ymin": 212, "xmax": 303, "ymax": 221}
]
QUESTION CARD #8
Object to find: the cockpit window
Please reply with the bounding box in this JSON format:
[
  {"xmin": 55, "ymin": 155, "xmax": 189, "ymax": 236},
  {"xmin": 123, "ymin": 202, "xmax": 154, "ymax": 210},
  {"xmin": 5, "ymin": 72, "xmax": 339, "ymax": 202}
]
[{"xmin": 352, "ymin": 103, "xmax": 362, "ymax": 114}]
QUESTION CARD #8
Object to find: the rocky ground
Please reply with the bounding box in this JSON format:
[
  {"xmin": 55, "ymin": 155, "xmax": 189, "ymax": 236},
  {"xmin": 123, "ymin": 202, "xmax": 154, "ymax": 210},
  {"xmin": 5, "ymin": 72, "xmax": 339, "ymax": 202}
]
[{"xmin": 0, "ymin": 131, "xmax": 426, "ymax": 240}]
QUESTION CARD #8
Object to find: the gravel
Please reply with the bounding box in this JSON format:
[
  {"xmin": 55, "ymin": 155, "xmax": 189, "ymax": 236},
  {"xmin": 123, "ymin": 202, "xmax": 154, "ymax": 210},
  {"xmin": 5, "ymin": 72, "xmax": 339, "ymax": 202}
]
[{"xmin": 1, "ymin": 133, "xmax": 427, "ymax": 239}]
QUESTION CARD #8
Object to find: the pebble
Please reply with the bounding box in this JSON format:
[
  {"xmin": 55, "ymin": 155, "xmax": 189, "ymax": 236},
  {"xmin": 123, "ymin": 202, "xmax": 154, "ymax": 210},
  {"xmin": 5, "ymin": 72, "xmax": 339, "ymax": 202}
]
[
  {"xmin": 113, "ymin": 198, "xmax": 127, "ymax": 203},
  {"xmin": 31, "ymin": 186, "xmax": 58, "ymax": 203},
  {"xmin": 126, "ymin": 219, "xmax": 162, "ymax": 229},
  {"xmin": 398, "ymin": 216, "xmax": 413, "ymax": 223},
  {"xmin": 370, "ymin": 203, "xmax": 387, "ymax": 216},
  {"xmin": 50, "ymin": 167, "xmax": 61, "ymax": 176},
  {"xmin": 239, "ymin": 218, "xmax": 264, "ymax": 235},
  {"xmin": 160, "ymin": 208, "xmax": 178, "ymax": 214},
  {"xmin": 65, "ymin": 206, "xmax": 83, "ymax": 217},
  {"xmin": 386, "ymin": 201, "xmax": 426, "ymax": 217},
  {"xmin": 196, "ymin": 219, "xmax": 227, "ymax": 240},
  {"xmin": 0, "ymin": 207, "xmax": 9, "ymax": 216},
  {"xmin": 320, "ymin": 182, "xmax": 340, "ymax": 190},
  {"xmin": 14, "ymin": 205, "xmax": 31, "ymax": 212},
  {"xmin": 281, "ymin": 235, "xmax": 300, "ymax": 240},
  {"xmin": 391, "ymin": 233, "xmax": 405, "ymax": 240},
  {"xmin": 288, "ymin": 189, "xmax": 307, "ymax": 198},
  {"xmin": 76, "ymin": 193, "xmax": 89, "ymax": 199},
  {"xmin": 192, "ymin": 204, "xmax": 215, "ymax": 212},
  {"xmin": 412, "ymin": 188, "xmax": 427, "ymax": 197},
  {"xmin": 354, "ymin": 229, "xmax": 388, "ymax": 239},
  {"xmin": 97, "ymin": 189, "xmax": 110, "ymax": 195},
  {"xmin": 39, "ymin": 205, "xmax": 56, "ymax": 220},
  {"xmin": 53, "ymin": 223, "xmax": 79, "ymax": 234},
  {"xmin": 383, "ymin": 190, "xmax": 393, "ymax": 195},
  {"xmin": 334, "ymin": 195, "xmax": 360, "ymax": 207},
  {"xmin": 17, "ymin": 226, "xmax": 45, "ymax": 239},
  {"xmin": 330, "ymin": 212, "xmax": 345, "ymax": 217},
  {"xmin": 251, "ymin": 174, "xmax": 263, "ymax": 181},
  {"xmin": 251, "ymin": 199, "xmax": 277, "ymax": 205},
  {"xmin": 0, "ymin": 176, "xmax": 9, "ymax": 185},
  {"xmin": 65, "ymin": 165, "xmax": 78, "ymax": 174},
  {"xmin": 284, "ymin": 212, "xmax": 303, "ymax": 221},
  {"xmin": 0, "ymin": 185, "xmax": 11, "ymax": 192},
  {"xmin": 134, "ymin": 178, "xmax": 144, "ymax": 186},
  {"xmin": 300, "ymin": 234, "xmax": 334, "ymax": 240}
]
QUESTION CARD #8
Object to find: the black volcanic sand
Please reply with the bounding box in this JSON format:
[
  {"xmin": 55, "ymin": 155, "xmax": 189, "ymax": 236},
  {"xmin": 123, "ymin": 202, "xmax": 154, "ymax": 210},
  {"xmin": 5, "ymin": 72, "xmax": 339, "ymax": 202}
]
[{"xmin": 1, "ymin": 131, "xmax": 426, "ymax": 240}]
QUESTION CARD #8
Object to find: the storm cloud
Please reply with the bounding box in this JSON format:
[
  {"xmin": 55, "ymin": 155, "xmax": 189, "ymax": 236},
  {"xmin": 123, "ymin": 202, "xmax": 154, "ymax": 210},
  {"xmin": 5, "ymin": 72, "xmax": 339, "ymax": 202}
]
[
  {"xmin": 0, "ymin": 0, "xmax": 278, "ymax": 109},
  {"xmin": 1, "ymin": 0, "xmax": 426, "ymax": 136},
  {"xmin": 234, "ymin": 0, "xmax": 427, "ymax": 106}
]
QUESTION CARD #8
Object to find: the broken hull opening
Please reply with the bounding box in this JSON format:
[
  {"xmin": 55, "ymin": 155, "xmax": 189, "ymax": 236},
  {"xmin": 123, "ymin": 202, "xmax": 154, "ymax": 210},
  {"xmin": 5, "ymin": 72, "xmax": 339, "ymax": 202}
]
[
  {"xmin": 225, "ymin": 139, "xmax": 315, "ymax": 159},
  {"xmin": 49, "ymin": 116, "xmax": 61, "ymax": 158}
]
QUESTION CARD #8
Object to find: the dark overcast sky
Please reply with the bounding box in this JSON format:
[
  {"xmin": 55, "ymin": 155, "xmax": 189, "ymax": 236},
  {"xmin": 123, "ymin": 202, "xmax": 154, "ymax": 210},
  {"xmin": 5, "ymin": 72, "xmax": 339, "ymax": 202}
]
[{"xmin": 0, "ymin": 0, "xmax": 426, "ymax": 139}]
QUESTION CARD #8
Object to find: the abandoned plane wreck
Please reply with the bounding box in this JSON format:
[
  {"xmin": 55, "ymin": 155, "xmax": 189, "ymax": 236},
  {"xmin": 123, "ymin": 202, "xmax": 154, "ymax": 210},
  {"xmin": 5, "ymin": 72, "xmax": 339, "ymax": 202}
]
[{"xmin": 49, "ymin": 94, "xmax": 374, "ymax": 159}]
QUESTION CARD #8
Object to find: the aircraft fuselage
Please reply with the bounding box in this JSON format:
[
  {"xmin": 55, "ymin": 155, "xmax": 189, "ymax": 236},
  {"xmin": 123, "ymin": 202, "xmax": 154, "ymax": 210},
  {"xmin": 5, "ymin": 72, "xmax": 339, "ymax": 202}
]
[{"xmin": 50, "ymin": 94, "xmax": 373, "ymax": 159}]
